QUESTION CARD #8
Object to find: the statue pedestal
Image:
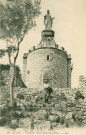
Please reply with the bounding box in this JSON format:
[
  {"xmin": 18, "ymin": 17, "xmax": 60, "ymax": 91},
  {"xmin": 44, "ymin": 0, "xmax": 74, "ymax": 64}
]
[{"xmin": 42, "ymin": 30, "xmax": 55, "ymax": 38}]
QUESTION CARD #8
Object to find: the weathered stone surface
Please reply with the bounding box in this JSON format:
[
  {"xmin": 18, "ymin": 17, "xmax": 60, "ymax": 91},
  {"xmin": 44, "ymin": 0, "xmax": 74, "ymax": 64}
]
[
  {"xmin": 24, "ymin": 42, "xmax": 71, "ymax": 88},
  {"xmin": 1, "ymin": 86, "xmax": 86, "ymax": 130},
  {"xmin": 10, "ymin": 119, "xmax": 18, "ymax": 129},
  {"xmin": 82, "ymin": 119, "xmax": 86, "ymax": 124},
  {"xmin": 53, "ymin": 123, "xmax": 65, "ymax": 129},
  {"xmin": 55, "ymin": 104, "xmax": 60, "ymax": 108},
  {"xmin": 49, "ymin": 115, "xmax": 59, "ymax": 122},
  {"xmin": 37, "ymin": 110, "xmax": 47, "ymax": 114},
  {"xmin": 65, "ymin": 119, "xmax": 74, "ymax": 127},
  {"xmin": 34, "ymin": 120, "xmax": 51, "ymax": 130},
  {"xmin": 50, "ymin": 109, "xmax": 58, "ymax": 115},
  {"xmin": 65, "ymin": 112, "xmax": 73, "ymax": 120},
  {"xmin": 19, "ymin": 118, "xmax": 31, "ymax": 129},
  {"xmin": 32, "ymin": 110, "xmax": 47, "ymax": 120}
]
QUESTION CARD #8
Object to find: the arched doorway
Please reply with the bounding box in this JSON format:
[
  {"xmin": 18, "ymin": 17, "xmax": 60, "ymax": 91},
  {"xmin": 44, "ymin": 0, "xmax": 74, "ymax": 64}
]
[{"xmin": 42, "ymin": 69, "xmax": 53, "ymax": 87}]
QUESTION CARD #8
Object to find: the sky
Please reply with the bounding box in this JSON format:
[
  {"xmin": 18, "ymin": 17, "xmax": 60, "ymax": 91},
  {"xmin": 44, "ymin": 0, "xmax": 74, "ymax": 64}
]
[{"xmin": 0, "ymin": 0, "xmax": 86, "ymax": 88}]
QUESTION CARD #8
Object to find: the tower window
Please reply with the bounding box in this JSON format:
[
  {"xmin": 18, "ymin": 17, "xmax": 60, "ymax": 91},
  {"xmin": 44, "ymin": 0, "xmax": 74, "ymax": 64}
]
[
  {"xmin": 47, "ymin": 55, "xmax": 49, "ymax": 60},
  {"xmin": 27, "ymin": 70, "xmax": 30, "ymax": 74}
]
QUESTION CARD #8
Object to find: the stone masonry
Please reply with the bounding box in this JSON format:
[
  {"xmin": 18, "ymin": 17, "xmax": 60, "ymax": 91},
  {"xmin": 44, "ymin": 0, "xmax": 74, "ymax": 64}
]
[{"xmin": 23, "ymin": 32, "xmax": 72, "ymax": 89}]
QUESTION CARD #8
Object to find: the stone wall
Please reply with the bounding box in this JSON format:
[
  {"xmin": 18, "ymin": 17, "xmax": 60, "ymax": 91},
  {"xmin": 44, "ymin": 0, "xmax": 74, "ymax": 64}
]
[
  {"xmin": 26, "ymin": 48, "xmax": 68, "ymax": 88},
  {"xmin": 22, "ymin": 56, "xmax": 27, "ymax": 85},
  {"xmin": 67, "ymin": 55, "xmax": 72, "ymax": 88},
  {"xmin": 22, "ymin": 29, "xmax": 72, "ymax": 89},
  {"xmin": 13, "ymin": 87, "xmax": 86, "ymax": 130},
  {"xmin": 1, "ymin": 86, "xmax": 86, "ymax": 129}
]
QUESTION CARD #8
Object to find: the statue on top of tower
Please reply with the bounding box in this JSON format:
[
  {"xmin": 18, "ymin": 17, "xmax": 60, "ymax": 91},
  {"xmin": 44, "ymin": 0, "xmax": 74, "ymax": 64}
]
[{"xmin": 44, "ymin": 10, "xmax": 54, "ymax": 30}]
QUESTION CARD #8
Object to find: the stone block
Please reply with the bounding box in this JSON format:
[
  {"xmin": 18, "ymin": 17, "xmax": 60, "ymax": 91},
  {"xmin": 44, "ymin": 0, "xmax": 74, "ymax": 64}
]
[
  {"xmin": 67, "ymin": 108, "xmax": 73, "ymax": 112},
  {"xmin": 48, "ymin": 102, "xmax": 55, "ymax": 107},
  {"xmin": 53, "ymin": 123, "xmax": 65, "ymax": 129},
  {"xmin": 83, "ymin": 112, "xmax": 86, "ymax": 116},
  {"xmin": 65, "ymin": 112, "xmax": 73, "ymax": 120},
  {"xmin": 33, "ymin": 110, "xmax": 47, "ymax": 120},
  {"xmin": 35, "ymin": 103, "xmax": 42, "ymax": 107},
  {"xmin": 55, "ymin": 104, "xmax": 60, "ymax": 108},
  {"xmin": 81, "ymin": 115, "xmax": 86, "ymax": 119},
  {"xmin": 34, "ymin": 120, "xmax": 51, "ymax": 130},
  {"xmin": 83, "ymin": 108, "xmax": 86, "ymax": 112},
  {"xmin": 82, "ymin": 119, "xmax": 86, "ymax": 124},
  {"xmin": 10, "ymin": 119, "xmax": 18, "ymax": 129},
  {"xmin": 51, "ymin": 122, "xmax": 58, "ymax": 129},
  {"xmin": 65, "ymin": 119, "xmax": 74, "ymax": 127},
  {"xmin": 49, "ymin": 115, "xmax": 59, "ymax": 122},
  {"xmin": 37, "ymin": 110, "xmax": 46, "ymax": 114},
  {"xmin": 75, "ymin": 107, "xmax": 81, "ymax": 111},
  {"xmin": 19, "ymin": 118, "xmax": 31, "ymax": 129},
  {"xmin": 45, "ymin": 103, "xmax": 55, "ymax": 108}
]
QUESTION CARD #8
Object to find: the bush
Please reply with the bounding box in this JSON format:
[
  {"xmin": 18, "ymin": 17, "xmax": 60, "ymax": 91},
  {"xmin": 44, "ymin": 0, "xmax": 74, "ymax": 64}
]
[
  {"xmin": 0, "ymin": 117, "xmax": 7, "ymax": 126},
  {"xmin": 17, "ymin": 93, "xmax": 24, "ymax": 100},
  {"xmin": 75, "ymin": 91, "xmax": 85, "ymax": 100}
]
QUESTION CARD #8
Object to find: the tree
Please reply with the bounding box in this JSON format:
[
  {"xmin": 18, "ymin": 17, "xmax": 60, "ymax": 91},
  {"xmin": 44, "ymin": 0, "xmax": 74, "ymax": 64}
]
[
  {"xmin": 0, "ymin": 0, "xmax": 41, "ymax": 107},
  {"xmin": 0, "ymin": 50, "xmax": 5, "ymax": 86}
]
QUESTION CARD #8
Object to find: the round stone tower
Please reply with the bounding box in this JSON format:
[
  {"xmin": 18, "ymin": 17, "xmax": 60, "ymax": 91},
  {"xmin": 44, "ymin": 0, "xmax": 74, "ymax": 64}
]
[{"xmin": 23, "ymin": 10, "xmax": 73, "ymax": 89}]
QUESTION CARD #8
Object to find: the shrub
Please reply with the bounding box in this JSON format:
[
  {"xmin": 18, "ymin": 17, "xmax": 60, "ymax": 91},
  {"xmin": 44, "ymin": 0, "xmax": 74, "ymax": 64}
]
[
  {"xmin": 17, "ymin": 93, "xmax": 24, "ymax": 100},
  {"xmin": 75, "ymin": 91, "xmax": 85, "ymax": 100},
  {"xmin": 0, "ymin": 117, "xmax": 7, "ymax": 126},
  {"xmin": 1, "ymin": 107, "xmax": 8, "ymax": 117}
]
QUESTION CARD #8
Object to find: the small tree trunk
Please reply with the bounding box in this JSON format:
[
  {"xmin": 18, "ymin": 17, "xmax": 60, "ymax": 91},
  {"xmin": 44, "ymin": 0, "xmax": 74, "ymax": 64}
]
[
  {"xmin": 0, "ymin": 64, "xmax": 1, "ymax": 86},
  {"xmin": 9, "ymin": 44, "xmax": 19, "ymax": 107},
  {"xmin": 10, "ymin": 64, "xmax": 15, "ymax": 107}
]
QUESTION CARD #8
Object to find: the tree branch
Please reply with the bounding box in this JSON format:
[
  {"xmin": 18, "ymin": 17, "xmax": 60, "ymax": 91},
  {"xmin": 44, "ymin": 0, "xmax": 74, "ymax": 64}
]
[{"xmin": 14, "ymin": 43, "xmax": 19, "ymax": 64}]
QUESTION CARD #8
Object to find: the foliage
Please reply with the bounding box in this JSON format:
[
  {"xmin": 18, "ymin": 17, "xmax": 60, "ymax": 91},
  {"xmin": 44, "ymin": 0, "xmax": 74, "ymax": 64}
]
[
  {"xmin": 0, "ymin": 0, "xmax": 41, "ymax": 106},
  {"xmin": 75, "ymin": 91, "xmax": 84, "ymax": 100},
  {"xmin": 0, "ymin": 101, "xmax": 26, "ymax": 127},
  {"xmin": 17, "ymin": 93, "xmax": 24, "ymax": 100},
  {"xmin": 0, "ymin": 0, "xmax": 41, "ymax": 68},
  {"xmin": 0, "ymin": 64, "xmax": 26, "ymax": 87},
  {"xmin": 0, "ymin": 117, "xmax": 7, "ymax": 126},
  {"xmin": 0, "ymin": 0, "xmax": 41, "ymax": 41},
  {"xmin": 0, "ymin": 64, "xmax": 20, "ymax": 71},
  {"xmin": 0, "ymin": 87, "xmax": 10, "ymax": 103},
  {"xmin": 0, "ymin": 49, "xmax": 5, "ymax": 57}
]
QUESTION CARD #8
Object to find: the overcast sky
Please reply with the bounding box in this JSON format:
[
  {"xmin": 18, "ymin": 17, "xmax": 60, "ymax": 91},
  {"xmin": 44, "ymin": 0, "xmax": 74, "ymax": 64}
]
[{"xmin": 0, "ymin": 0, "xmax": 86, "ymax": 88}]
